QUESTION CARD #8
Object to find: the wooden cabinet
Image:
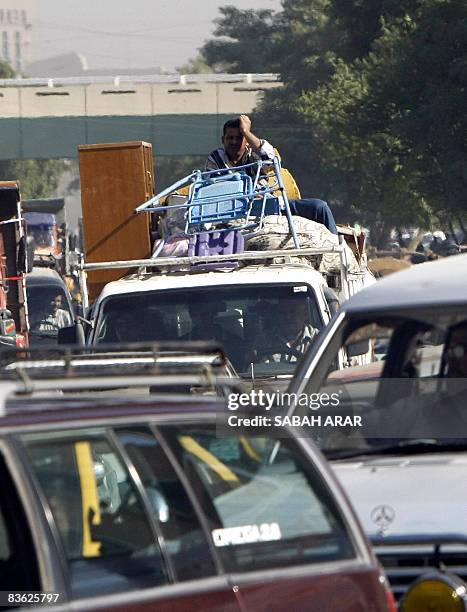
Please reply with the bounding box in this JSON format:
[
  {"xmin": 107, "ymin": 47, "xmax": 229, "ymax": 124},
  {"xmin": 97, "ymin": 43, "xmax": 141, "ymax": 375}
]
[{"xmin": 78, "ymin": 141, "xmax": 155, "ymax": 301}]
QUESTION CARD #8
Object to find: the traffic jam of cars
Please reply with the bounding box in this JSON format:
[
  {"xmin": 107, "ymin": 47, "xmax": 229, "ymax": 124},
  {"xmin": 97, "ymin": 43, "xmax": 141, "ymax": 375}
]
[{"xmin": 0, "ymin": 138, "xmax": 466, "ymax": 612}]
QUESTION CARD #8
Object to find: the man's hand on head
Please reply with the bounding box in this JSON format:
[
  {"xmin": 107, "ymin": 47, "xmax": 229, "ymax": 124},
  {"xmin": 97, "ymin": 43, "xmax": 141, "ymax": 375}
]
[{"xmin": 239, "ymin": 114, "xmax": 252, "ymax": 135}]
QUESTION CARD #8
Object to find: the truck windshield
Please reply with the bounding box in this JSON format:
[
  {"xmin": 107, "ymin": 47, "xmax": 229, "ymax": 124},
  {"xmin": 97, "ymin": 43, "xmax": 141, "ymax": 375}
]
[
  {"xmin": 29, "ymin": 226, "xmax": 55, "ymax": 248},
  {"xmin": 28, "ymin": 286, "xmax": 73, "ymax": 342},
  {"xmin": 95, "ymin": 284, "xmax": 324, "ymax": 374}
]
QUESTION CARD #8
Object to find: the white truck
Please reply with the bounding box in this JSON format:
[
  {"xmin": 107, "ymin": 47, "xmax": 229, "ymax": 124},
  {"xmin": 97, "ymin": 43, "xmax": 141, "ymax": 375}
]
[{"xmin": 70, "ymin": 154, "xmax": 373, "ymax": 378}]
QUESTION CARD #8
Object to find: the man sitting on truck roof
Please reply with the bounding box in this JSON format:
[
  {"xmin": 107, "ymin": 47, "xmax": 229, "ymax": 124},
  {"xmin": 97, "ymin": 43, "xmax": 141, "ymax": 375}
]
[{"xmin": 206, "ymin": 115, "xmax": 338, "ymax": 234}]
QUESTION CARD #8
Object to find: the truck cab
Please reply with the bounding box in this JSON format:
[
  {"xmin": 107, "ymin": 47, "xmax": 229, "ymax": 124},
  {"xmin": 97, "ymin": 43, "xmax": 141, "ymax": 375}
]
[
  {"xmin": 74, "ymin": 143, "xmax": 373, "ymax": 379},
  {"xmin": 87, "ymin": 260, "xmax": 330, "ymax": 376},
  {"xmin": 0, "ymin": 181, "xmax": 29, "ymax": 348}
]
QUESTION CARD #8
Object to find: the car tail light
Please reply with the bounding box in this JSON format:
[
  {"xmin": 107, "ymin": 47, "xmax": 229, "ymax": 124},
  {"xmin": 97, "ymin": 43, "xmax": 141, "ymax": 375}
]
[
  {"xmin": 386, "ymin": 589, "xmax": 397, "ymax": 612},
  {"xmin": 379, "ymin": 570, "xmax": 397, "ymax": 612}
]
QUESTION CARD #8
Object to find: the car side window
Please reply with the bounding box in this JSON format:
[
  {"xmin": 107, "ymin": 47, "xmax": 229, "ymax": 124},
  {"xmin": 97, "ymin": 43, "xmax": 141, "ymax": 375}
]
[
  {"xmin": 116, "ymin": 426, "xmax": 216, "ymax": 581},
  {"xmin": 20, "ymin": 429, "xmax": 170, "ymax": 599},
  {"xmin": 162, "ymin": 426, "xmax": 356, "ymax": 573},
  {"xmin": 0, "ymin": 452, "xmax": 40, "ymax": 592}
]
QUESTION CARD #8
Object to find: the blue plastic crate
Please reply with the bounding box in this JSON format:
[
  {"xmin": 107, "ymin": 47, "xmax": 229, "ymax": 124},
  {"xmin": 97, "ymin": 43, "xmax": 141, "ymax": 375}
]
[{"xmin": 188, "ymin": 172, "xmax": 252, "ymax": 227}]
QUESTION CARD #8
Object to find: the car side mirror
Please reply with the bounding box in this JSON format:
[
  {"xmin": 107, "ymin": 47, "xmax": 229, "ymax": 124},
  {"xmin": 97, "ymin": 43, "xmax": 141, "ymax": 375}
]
[
  {"xmin": 346, "ymin": 339, "xmax": 370, "ymax": 358},
  {"xmin": 58, "ymin": 322, "xmax": 85, "ymax": 346}
]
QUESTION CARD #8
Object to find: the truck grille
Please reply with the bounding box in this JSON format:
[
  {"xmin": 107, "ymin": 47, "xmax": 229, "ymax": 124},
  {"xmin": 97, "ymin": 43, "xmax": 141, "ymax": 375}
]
[{"xmin": 375, "ymin": 544, "xmax": 467, "ymax": 601}]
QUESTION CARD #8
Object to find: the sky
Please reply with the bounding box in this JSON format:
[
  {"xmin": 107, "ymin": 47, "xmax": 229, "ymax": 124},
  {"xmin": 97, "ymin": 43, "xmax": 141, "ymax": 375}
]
[{"xmin": 35, "ymin": 0, "xmax": 282, "ymax": 71}]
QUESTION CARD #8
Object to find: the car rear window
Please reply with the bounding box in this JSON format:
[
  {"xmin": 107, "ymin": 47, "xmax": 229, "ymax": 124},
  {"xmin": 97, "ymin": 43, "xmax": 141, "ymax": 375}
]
[
  {"xmin": 20, "ymin": 428, "xmax": 170, "ymax": 598},
  {"xmin": 162, "ymin": 426, "xmax": 356, "ymax": 572}
]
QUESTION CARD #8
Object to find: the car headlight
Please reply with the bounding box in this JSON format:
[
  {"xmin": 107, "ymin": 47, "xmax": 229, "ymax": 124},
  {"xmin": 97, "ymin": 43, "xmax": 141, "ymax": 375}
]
[{"xmin": 401, "ymin": 572, "xmax": 467, "ymax": 612}]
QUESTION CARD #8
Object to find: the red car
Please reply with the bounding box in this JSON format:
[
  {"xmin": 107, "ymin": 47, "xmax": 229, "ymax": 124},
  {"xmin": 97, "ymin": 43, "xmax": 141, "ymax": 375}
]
[{"xmin": 0, "ymin": 348, "xmax": 395, "ymax": 612}]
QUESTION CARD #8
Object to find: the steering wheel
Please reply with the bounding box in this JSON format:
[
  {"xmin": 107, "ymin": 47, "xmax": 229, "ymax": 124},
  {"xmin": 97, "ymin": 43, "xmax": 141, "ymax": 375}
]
[{"xmin": 257, "ymin": 343, "xmax": 303, "ymax": 361}]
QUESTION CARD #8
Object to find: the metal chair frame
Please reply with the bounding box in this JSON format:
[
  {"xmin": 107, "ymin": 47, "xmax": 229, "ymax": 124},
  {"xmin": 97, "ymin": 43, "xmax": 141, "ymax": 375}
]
[{"xmin": 135, "ymin": 157, "xmax": 300, "ymax": 252}]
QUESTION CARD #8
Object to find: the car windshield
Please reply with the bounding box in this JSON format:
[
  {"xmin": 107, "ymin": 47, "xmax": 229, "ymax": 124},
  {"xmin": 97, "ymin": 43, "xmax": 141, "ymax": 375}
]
[
  {"xmin": 28, "ymin": 226, "xmax": 55, "ymax": 248},
  {"xmin": 296, "ymin": 308, "xmax": 467, "ymax": 458},
  {"xmin": 94, "ymin": 284, "xmax": 324, "ymax": 374},
  {"xmin": 28, "ymin": 285, "xmax": 73, "ymax": 340}
]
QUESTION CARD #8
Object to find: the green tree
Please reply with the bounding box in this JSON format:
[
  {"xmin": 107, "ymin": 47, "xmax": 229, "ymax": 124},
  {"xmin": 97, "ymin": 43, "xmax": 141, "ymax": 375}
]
[
  {"xmin": 295, "ymin": 0, "xmax": 467, "ymax": 233},
  {"xmin": 200, "ymin": 6, "xmax": 280, "ymax": 73},
  {"xmin": 176, "ymin": 55, "xmax": 213, "ymax": 74},
  {"xmin": 363, "ymin": 0, "xmax": 467, "ymax": 221},
  {"xmin": 194, "ymin": 0, "xmax": 466, "ymax": 238},
  {"xmin": 0, "ymin": 59, "xmax": 16, "ymax": 78},
  {"xmin": 0, "ymin": 61, "xmax": 67, "ymax": 198}
]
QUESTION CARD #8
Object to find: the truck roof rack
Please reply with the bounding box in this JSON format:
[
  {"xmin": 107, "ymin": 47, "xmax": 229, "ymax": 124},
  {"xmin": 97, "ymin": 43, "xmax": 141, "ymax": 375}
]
[
  {"xmin": 75, "ymin": 156, "xmax": 364, "ymax": 308},
  {"xmin": 81, "ymin": 244, "xmax": 347, "ymax": 273},
  {"xmin": 135, "ymin": 157, "xmax": 300, "ymax": 246},
  {"xmin": 0, "ymin": 343, "xmax": 239, "ymax": 403}
]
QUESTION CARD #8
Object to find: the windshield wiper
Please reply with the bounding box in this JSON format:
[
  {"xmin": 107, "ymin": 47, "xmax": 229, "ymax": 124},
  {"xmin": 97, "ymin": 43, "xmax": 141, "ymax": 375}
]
[{"xmin": 326, "ymin": 438, "xmax": 467, "ymax": 460}]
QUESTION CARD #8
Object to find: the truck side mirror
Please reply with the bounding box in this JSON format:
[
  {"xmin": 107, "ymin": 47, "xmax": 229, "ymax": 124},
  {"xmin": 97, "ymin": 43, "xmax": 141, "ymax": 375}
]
[
  {"xmin": 58, "ymin": 322, "xmax": 85, "ymax": 346},
  {"xmin": 323, "ymin": 286, "xmax": 340, "ymax": 316}
]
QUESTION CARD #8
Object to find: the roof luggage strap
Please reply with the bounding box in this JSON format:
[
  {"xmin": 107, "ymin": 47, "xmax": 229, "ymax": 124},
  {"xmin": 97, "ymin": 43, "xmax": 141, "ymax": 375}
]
[{"xmin": 135, "ymin": 157, "xmax": 300, "ymax": 249}]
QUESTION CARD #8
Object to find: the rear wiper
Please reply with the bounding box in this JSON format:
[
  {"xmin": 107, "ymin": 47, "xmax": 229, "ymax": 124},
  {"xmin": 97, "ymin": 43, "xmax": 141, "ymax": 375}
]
[{"xmin": 326, "ymin": 438, "xmax": 467, "ymax": 460}]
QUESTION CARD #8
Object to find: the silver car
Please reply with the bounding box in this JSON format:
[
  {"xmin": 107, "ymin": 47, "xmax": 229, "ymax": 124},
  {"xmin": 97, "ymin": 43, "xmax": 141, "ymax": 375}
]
[{"xmin": 288, "ymin": 254, "xmax": 467, "ymax": 609}]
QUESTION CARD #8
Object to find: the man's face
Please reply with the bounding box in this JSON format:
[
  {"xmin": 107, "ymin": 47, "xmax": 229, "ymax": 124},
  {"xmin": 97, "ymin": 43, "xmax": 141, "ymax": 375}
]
[
  {"xmin": 278, "ymin": 301, "xmax": 309, "ymax": 339},
  {"xmin": 222, "ymin": 127, "xmax": 247, "ymax": 163},
  {"xmin": 190, "ymin": 307, "xmax": 218, "ymax": 329},
  {"xmin": 51, "ymin": 294, "xmax": 63, "ymax": 312},
  {"xmin": 447, "ymin": 327, "xmax": 467, "ymax": 377}
]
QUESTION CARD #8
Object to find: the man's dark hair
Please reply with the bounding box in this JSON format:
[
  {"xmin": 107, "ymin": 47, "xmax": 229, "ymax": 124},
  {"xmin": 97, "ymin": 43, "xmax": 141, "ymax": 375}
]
[{"xmin": 223, "ymin": 118, "xmax": 240, "ymax": 135}]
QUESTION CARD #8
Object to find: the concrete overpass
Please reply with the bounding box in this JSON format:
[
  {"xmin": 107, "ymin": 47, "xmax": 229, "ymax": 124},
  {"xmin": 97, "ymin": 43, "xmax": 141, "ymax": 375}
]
[{"xmin": 0, "ymin": 74, "xmax": 282, "ymax": 160}]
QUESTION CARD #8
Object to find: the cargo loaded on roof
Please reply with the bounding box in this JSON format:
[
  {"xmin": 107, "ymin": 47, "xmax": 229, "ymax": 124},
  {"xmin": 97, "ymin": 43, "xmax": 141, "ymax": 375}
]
[{"xmin": 67, "ymin": 141, "xmax": 374, "ymax": 379}]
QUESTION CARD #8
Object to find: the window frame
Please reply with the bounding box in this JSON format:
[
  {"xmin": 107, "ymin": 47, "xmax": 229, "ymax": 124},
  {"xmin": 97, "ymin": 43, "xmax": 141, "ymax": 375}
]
[
  {"xmin": 5, "ymin": 410, "xmax": 375, "ymax": 602},
  {"xmin": 155, "ymin": 422, "xmax": 372, "ymax": 573},
  {"xmin": 91, "ymin": 282, "xmax": 326, "ymax": 345},
  {"xmin": 0, "ymin": 436, "xmax": 69, "ymax": 596}
]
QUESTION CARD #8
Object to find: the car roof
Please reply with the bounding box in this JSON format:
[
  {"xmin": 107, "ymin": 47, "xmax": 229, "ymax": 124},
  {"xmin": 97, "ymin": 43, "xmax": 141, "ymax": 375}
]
[
  {"xmin": 344, "ymin": 254, "xmax": 467, "ymax": 313},
  {"xmin": 0, "ymin": 391, "xmax": 224, "ymax": 430},
  {"xmin": 0, "ymin": 344, "xmax": 237, "ymax": 428},
  {"xmin": 24, "ymin": 211, "xmax": 56, "ymax": 225},
  {"xmin": 95, "ymin": 264, "xmax": 325, "ymax": 303},
  {"xmin": 27, "ymin": 267, "xmax": 67, "ymax": 287}
]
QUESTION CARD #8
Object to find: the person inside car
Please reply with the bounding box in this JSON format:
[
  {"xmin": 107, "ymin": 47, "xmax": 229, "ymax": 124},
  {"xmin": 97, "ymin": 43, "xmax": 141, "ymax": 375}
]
[
  {"xmin": 251, "ymin": 300, "xmax": 318, "ymax": 364},
  {"xmin": 444, "ymin": 320, "xmax": 467, "ymax": 378},
  {"xmin": 379, "ymin": 320, "xmax": 467, "ymax": 439},
  {"xmin": 37, "ymin": 293, "xmax": 72, "ymax": 332},
  {"xmin": 182, "ymin": 300, "xmax": 245, "ymax": 370},
  {"xmin": 205, "ymin": 115, "xmax": 338, "ymax": 234}
]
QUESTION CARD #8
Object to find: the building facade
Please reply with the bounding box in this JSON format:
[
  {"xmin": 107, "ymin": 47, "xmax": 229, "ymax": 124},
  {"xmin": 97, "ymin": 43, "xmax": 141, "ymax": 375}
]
[{"xmin": 0, "ymin": 1, "xmax": 34, "ymax": 72}]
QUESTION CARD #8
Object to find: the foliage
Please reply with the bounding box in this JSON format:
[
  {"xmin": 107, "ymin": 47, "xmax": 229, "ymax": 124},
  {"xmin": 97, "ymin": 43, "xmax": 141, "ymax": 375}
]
[
  {"xmin": 0, "ymin": 60, "xmax": 67, "ymax": 199},
  {"xmin": 154, "ymin": 156, "xmax": 206, "ymax": 191},
  {"xmin": 295, "ymin": 0, "xmax": 467, "ymax": 232},
  {"xmin": 200, "ymin": 6, "xmax": 280, "ymax": 73},
  {"xmin": 0, "ymin": 60, "xmax": 16, "ymax": 78},
  {"xmin": 179, "ymin": 1, "xmax": 467, "ymax": 240},
  {"xmin": 0, "ymin": 159, "xmax": 67, "ymax": 199},
  {"xmin": 176, "ymin": 55, "xmax": 213, "ymax": 74}
]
